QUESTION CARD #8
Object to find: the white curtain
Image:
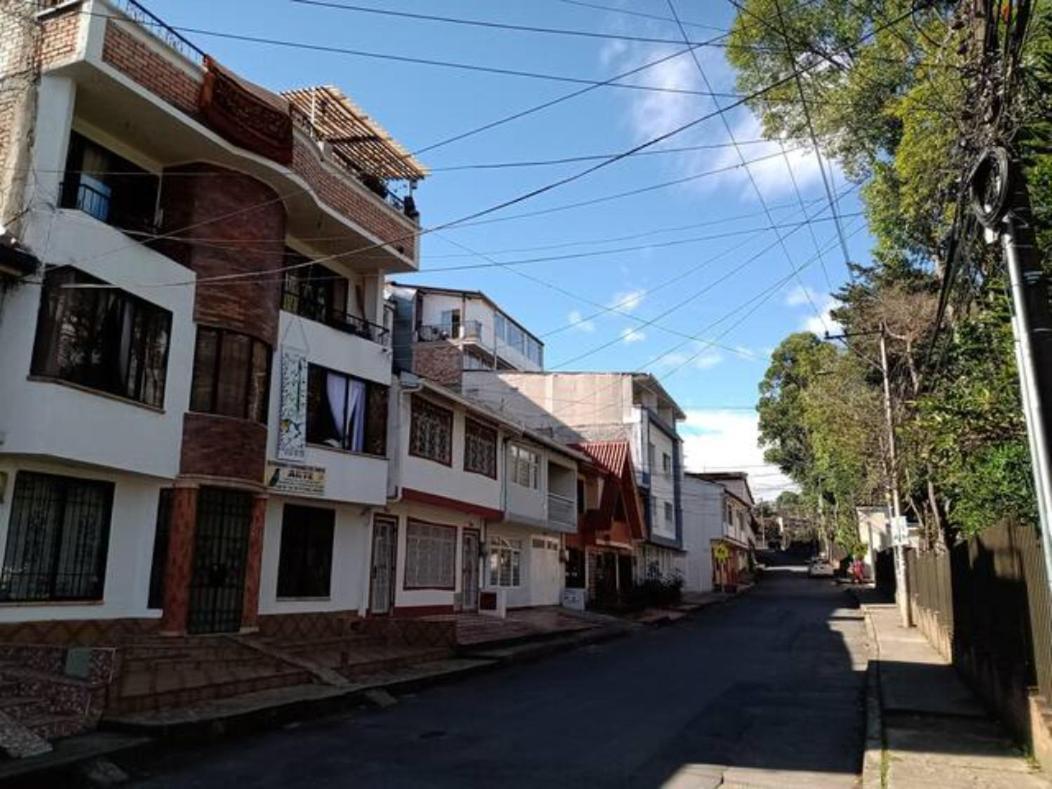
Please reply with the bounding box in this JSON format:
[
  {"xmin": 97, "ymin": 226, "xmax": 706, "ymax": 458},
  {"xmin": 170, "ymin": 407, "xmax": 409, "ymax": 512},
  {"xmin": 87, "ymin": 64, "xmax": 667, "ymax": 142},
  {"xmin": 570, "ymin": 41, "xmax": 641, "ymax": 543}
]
[
  {"xmin": 325, "ymin": 372, "xmax": 348, "ymax": 447},
  {"xmin": 347, "ymin": 379, "xmax": 366, "ymax": 453}
]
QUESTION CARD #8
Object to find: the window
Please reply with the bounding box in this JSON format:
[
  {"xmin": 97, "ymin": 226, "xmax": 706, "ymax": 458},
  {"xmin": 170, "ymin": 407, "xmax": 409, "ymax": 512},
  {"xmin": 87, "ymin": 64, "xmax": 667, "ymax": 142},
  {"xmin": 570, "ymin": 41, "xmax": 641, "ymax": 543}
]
[
  {"xmin": 524, "ymin": 336, "xmax": 543, "ymax": 366},
  {"xmin": 488, "ymin": 537, "xmax": 522, "ymax": 587},
  {"xmin": 190, "ymin": 327, "xmax": 271, "ymax": 423},
  {"xmin": 664, "ymin": 501, "xmax": 674, "ymax": 525},
  {"xmin": 462, "ymin": 349, "xmax": 489, "ymax": 371},
  {"xmin": 725, "ymin": 502, "xmax": 733, "ymax": 525},
  {"xmin": 508, "ymin": 444, "xmax": 539, "ymax": 489},
  {"xmin": 306, "ymin": 364, "xmax": 388, "ymax": 455},
  {"xmin": 463, "ymin": 418, "xmax": 497, "ymax": 478},
  {"xmin": 0, "ymin": 472, "xmax": 113, "ymax": 602},
  {"xmin": 440, "ymin": 309, "xmax": 461, "ymax": 338},
  {"xmin": 61, "ymin": 131, "xmax": 159, "ymax": 235},
  {"xmin": 31, "ymin": 267, "xmax": 172, "ymax": 407},
  {"xmin": 662, "ymin": 452, "xmax": 672, "ymax": 475},
  {"xmin": 409, "ymin": 396, "xmax": 453, "ymax": 465},
  {"xmin": 277, "ymin": 505, "xmax": 335, "ymax": 598},
  {"xmin": 404, "ymin": 520, "xmax": 456, "ymax": 589},
  {"xmin": 647, "ymin": 443, "xmax": 656, "ymax": 473},
  {"xmin": 282, "ymin": 257, "xmax": 350, "ymax": 325},
  {"xmin": 577, "ymin": 479, "xmax": 586, "ymax": 514}
]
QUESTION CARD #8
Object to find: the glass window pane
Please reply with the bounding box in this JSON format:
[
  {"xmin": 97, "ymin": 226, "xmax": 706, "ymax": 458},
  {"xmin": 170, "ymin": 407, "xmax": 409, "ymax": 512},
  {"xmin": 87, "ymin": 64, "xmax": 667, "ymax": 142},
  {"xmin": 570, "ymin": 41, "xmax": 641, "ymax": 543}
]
[
  {"xmin": 215, "ymin": 332, "xmax": 250, "ymax": 418},
  {"xmin": 247, "ymin": 340, "xmax": 270, "ymax": 424},
  {"xmin": 190, "ymin": 328, "xmax": 218, "ymax": 412}
]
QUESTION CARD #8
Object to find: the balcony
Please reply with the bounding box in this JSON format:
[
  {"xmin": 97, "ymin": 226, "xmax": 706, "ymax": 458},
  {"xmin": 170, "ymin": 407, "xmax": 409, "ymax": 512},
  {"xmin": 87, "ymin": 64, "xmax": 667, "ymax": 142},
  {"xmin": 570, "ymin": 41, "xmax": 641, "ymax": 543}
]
[
  {"xmin": 416, "ymin": 320, "xmax": 484, "ymax": 343},
  {"xmin": 548, "ymin": 492, "xmax": 577, "ymax": 532},
  {"xmin": 282, "ymin": 287, "xmax": 389, "ymax": 347}
]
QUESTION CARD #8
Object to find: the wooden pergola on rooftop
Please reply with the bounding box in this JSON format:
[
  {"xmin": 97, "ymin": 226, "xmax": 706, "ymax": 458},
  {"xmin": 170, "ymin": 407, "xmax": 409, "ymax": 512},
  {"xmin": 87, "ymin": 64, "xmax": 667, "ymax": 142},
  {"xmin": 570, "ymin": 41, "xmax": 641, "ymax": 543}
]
[{"xmin": 282, "ymin": 85, "xmax": 428, "ymax": 183}]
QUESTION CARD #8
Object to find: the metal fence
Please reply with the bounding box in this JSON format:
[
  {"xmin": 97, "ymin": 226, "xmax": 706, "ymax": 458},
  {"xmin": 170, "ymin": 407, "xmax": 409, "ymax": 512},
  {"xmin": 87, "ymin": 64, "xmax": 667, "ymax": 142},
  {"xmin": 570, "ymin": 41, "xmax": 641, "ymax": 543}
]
[{"xmin": 903, "ymin": 522, "xmax": 1052, "ymax": 741}]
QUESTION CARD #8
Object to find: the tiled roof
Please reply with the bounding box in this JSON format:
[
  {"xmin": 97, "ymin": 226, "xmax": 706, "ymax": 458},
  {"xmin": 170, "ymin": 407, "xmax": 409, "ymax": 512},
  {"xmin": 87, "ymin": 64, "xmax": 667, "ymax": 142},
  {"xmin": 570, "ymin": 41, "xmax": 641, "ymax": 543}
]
[{"xmin": 573, "ymin": 441, "xmax": 630, "ymax": 475}]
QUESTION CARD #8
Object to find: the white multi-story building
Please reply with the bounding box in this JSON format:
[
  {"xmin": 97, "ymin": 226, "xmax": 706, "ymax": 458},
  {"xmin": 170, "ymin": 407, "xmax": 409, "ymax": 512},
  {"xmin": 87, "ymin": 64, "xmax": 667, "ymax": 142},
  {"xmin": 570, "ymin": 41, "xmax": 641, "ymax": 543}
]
[
  {"xmin": 686, "ymin": 472, "xmax": 758, "ymax": 591},
  {"xmin": 0, "ymin": 0, "xmax": 426, "ymax": 639},
  {"xmin": 387, "ymin": 283, "xmax": 544, "ymax": 389},
  {"xmin": 461, "ymin": 371, "xmax": 686, "ymax": 578}
]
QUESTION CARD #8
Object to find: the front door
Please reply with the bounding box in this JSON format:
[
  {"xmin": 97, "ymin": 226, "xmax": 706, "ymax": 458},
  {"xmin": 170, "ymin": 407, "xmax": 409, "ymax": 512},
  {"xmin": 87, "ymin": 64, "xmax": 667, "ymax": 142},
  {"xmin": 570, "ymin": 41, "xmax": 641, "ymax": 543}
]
[
  {"xmin": 461, "ymin": 529, "xmax": 480, "ymax": 611},
  {"xmin": 370, "ymin": 515, "xmax": 398, "ymax": 615},
  {"xmin": 187, "ymin": 488, "xmax": 253, "ymax": 635}
]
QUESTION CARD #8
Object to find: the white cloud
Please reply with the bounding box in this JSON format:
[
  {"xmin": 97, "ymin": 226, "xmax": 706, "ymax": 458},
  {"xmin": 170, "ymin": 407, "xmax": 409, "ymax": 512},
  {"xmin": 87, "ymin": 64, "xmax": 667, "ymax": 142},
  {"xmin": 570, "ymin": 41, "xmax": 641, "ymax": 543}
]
[
  {"xmin": 681, "ymin": 409, "xmax": 796, "ymax": 500},
  {"xmin": 608, "ymin": 288, "xmax": 647, "ymax": 313},
  {"xmin": 693, "ymin": 352, "xmax": 723, "ymax": 370},
  {"xmin": 801, "ymin": 295, "xmax": 843, "ymax": 336},
  {"xmin": 621, "ymin": 326, "xmax": 647, "ymax": 343},
  {"xmin": 597, "ymin": 42, "xmax": 840, "ymax": 201},
  {"xmin": 567, "ymin": 309, "xmax": 596, "ymax": 333},
  {"xmin": 785, "ymin": 284, "xmax": 819, "ymax": 307}
]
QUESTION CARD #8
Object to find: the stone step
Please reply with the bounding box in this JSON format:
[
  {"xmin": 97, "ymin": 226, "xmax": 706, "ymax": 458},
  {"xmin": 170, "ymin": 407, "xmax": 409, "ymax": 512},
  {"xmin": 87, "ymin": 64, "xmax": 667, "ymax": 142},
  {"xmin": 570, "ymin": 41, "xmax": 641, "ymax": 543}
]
[
  {"xmin": 121, "ymin": 654, "xmax": 285, "ymax": 674},
  {"xmin": 0, "ymin": 696, "xmax": 42, "ymax": 716},
  {"xmin": 0, "ymin": 709, "xmax": 52, "ymax": 760},
  {"xmin": 111, "ymin": 667, "xmax": 315, "ymax": 715}
]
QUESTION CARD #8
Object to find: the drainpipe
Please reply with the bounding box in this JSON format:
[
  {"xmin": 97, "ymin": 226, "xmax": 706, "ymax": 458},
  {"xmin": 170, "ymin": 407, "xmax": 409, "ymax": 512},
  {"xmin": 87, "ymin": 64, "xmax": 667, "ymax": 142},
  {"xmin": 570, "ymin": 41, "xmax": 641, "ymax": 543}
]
[{"xmin": 387, "ymin": 373, "xmax": 423, "ymax": 504}]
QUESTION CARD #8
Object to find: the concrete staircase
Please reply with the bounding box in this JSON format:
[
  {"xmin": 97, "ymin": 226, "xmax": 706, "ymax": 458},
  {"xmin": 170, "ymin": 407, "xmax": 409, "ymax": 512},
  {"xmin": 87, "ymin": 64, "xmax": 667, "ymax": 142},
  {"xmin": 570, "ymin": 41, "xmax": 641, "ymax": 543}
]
[{"xmin": 107, "ymin": 637, "xmax": 316, "ymax": 716}]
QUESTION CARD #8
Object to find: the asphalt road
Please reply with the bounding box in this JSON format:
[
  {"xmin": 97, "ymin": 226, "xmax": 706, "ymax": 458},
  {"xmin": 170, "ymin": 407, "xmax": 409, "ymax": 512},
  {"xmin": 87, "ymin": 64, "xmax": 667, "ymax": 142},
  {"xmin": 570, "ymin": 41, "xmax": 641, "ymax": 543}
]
[{"xmin": 129, "ymin": 566, "xmax": 868, "ymax": 788}]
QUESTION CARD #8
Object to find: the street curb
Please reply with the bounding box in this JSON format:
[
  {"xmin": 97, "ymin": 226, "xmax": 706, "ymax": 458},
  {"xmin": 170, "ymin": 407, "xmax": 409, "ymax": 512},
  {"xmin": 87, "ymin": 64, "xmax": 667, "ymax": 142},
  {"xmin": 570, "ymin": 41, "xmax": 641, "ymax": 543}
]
[{"xmin": 851, "ymin": 591, "xmax": 886, "ymax": 789}]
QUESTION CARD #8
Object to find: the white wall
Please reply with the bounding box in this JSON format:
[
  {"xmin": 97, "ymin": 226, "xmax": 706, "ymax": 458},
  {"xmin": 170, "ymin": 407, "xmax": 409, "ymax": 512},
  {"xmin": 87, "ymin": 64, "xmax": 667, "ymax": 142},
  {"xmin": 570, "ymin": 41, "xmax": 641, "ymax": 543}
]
[
  {"xmin": 258, "ymin": 497, "xmax": 372, "ymax": 616},
  {"xmin": 0, "ymin": 459, "xmax": 164, "ymax": 622},
  {"xmin": 483, "ymin": 522, "xmax": 562, "ymax": 608},
  {"xmin": 385, "ymin": 500, "xmax": 483, "ymax": 612},
  {"xmin": 645, "ymin": 414, "xmax": 678, "ymax": 541},
  {"xmin": 681, "ymin": 477, "xmax": 723, "ymax": 592},
  {"xmin": 0, "ymin": 77, "xmax": 195, "ymax": 481},
  {"xmin": 394, "ymin": 391, "xmax": 503, "ymax": 513}
]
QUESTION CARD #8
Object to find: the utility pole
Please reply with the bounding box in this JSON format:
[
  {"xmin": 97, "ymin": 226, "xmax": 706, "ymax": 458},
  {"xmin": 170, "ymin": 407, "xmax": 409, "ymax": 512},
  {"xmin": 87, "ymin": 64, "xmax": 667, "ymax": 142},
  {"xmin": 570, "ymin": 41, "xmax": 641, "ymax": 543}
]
[
  {"xmin": 825, "ymin": 327, "xmax": 911, "ymax": 625},
  {"xmin": 879, "ymin": 326, "xmax": 911, "ymax": 627},
  {"xmin": 968, "ymin": 148, "xmax": 1052, "ymax": 601}
]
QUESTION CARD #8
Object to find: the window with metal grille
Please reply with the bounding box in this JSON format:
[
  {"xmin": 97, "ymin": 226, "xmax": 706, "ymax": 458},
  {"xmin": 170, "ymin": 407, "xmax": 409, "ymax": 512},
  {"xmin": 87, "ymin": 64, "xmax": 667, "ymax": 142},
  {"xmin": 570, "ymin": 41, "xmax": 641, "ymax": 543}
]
[
  {"xmin": 409, "ymin": 396, "xmax": 452, "ymax": 465},
  {"xmin": 487, "ymin": 536, "xmax": 521, "ymax": 587},
  {"xmin": 277, "ymin": 504, "xmax": 334, "ymax": 598},
  {"xmin": 31, "ymin": 267, "xmax": 172, "ymax": 408},
  {"xmin": 662, "ymin": 452, "xmax": 672, "ymax": 475},
  {"xmin": 664, "ymin": 501, "xmax": 674, "ymax": 524},
  {"xmin": 190, "ymin": 327, "xmax": 271, "ymax": 423},
  {"xmin": 306, "ymin": 364, "xmax": 388, "ymax": 455},
  {"xmin": 404, "ymin": 520, "xmax": 456, "ymax": 589},
  {"xmin": 0, "ymin": 471, "xmax": 113, "ymax": 602},
  {"xmin": 463, "ymin": 418, "xmax": 497, "ymax": 478},
  {"xmin": 508, "ymin": 444, "xmax": 539, "ymax": 489}
]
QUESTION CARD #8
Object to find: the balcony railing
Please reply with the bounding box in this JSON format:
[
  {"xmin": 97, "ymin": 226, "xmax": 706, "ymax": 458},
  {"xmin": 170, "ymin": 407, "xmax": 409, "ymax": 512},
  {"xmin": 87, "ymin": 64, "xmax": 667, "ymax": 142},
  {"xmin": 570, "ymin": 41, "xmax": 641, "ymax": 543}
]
[
  {"xmin": 59, "ymin": 180, "xmax": 159, "ymax": 238},
  {"xmin": 416, "ymin": 320, "xmax": 483, "ymax": 343},
  {"xmin": 548, "ymin": 493, "xmax": 577, "ymax": 528},
  {"xmin": 281, "ymin": 288, "xmax": 390, "ymax": 347}
]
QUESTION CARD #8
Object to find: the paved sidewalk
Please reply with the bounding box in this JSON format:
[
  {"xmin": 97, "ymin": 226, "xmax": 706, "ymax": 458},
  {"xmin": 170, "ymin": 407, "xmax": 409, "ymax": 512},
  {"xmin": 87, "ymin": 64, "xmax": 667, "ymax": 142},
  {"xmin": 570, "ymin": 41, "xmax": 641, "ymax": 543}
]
[{"xmin": 864, "ymin": 600, "xmax": 1051, "ymax": 788}]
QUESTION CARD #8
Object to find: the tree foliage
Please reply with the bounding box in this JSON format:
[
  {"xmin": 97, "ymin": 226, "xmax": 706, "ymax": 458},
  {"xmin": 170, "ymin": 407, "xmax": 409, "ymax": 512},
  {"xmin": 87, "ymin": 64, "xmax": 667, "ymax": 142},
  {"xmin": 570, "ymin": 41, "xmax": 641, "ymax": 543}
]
[{"xmin": 734, "ymin": 0, "xmax": 1052, "ymax": 543}]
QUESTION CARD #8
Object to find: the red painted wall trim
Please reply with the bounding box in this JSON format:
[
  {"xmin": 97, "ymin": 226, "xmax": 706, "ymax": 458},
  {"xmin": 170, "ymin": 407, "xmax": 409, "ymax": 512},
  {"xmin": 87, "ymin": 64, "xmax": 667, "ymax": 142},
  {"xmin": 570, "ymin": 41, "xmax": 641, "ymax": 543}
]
[{"xmin": 401, "ymin": 488, "xmax": 503, "ymax": 521}]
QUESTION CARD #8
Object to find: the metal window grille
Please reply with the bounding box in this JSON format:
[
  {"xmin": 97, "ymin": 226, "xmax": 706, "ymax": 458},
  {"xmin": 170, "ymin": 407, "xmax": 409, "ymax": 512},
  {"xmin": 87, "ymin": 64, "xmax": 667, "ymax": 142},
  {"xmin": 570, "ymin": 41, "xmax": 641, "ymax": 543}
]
[
  {"xmin": 276, "ymin": 504, "xmax": 335, "ymax": 598},
  {"xmin": 463, "ymin": 419, "xmax": 497, "ymax": 478},
  {"xmin": 0, "ymin": 472, "xmax": 113, "ymax": 602},
  {"xmin": 409, "ymin": 396, "xmax": 453, "ymax": 464}
]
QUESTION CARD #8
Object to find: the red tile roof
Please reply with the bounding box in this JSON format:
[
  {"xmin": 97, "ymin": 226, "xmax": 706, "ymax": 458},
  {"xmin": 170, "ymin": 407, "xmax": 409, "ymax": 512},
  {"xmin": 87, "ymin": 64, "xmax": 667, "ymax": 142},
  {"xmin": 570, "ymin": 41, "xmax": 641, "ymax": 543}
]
[{"xmin": 573, "ymin": 441, "xmax": 630, "ymax": 476}]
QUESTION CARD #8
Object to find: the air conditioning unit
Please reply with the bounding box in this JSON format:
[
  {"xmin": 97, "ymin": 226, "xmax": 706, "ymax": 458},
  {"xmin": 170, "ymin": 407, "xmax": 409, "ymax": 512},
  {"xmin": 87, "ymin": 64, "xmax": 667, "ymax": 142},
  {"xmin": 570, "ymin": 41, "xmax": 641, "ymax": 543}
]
[{"xmin": 479, "ymin": 588, "xmax": 507, "ymax": 618}]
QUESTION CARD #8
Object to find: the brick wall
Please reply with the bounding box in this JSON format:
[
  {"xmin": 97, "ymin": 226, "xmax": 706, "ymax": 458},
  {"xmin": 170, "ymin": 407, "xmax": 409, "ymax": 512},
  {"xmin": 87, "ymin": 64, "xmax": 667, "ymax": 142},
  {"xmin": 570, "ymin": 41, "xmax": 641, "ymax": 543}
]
[
  {"xmin": 101, "ymin": 21, "xmax": 197, "ymax": 114},
  {"xmin": 412, "ymin": 342, "xmax": 464, "ymax": 389},
  {"xmin": 0, "ymin": 3, "xmax": 42, "ymax": 223},
  {"xmin": 38, "ymin": 7, "xmax": 79, "ymax": 69},
  {"xmin": 98, "ymin": 20, "xmax": 417, "ymax": 261},
  {"xmin": 158, "ymin": 162, "xmax": 286, "ymax": 345},
  {"xmin": 180, "ymin": 412, "xmax": 268, "ymax": 483}
]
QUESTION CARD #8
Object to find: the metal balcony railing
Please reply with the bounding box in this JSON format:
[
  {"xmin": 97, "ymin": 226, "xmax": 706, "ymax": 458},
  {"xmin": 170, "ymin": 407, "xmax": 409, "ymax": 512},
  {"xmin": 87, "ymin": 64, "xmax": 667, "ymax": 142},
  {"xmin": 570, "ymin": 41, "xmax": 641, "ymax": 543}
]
[
  {"xmin": 281, "ymin": 288, "xmax": 390, "ymax": 347},
  {"xmin": 416, "ymin": 320, "xmax": 484, "ymax": 343},
  {"xmin": 548, "ymin": 493, "xmax": 577, "ymax": 528}
]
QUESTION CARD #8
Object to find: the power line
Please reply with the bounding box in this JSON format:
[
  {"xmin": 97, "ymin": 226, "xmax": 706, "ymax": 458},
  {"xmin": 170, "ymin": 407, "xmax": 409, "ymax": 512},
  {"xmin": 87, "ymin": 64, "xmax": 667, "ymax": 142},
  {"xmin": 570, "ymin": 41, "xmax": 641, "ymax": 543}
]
[
  {"xmin": 63, "ymin": 5, "xmax": 917, "ymax": 292},
  {"xmin": 666, "ymin": 0, "xmax": 831, "ymax": 336},
  {"xmin": 551, "ymin": 0, "xmax": 728, "ymax": 33},
  {"xmin": 290, "ymin": 0, "xmax": 734, "ymax": 47}
]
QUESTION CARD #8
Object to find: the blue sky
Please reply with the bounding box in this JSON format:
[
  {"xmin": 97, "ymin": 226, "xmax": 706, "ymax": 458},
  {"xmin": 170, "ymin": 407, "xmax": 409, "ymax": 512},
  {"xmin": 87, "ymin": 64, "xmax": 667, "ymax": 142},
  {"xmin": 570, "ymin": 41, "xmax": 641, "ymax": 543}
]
[{"xmin": 146, "ymin": 0, "xmax": 871, "ymax": 498}]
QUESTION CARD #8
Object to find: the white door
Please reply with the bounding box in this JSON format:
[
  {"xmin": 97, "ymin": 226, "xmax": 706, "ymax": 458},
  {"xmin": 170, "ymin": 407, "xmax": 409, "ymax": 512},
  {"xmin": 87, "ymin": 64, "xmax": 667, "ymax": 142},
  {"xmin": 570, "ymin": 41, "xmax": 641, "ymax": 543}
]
[{"xmin": 530, "ymin": 537, "xmax": 562, "ymax": 606}]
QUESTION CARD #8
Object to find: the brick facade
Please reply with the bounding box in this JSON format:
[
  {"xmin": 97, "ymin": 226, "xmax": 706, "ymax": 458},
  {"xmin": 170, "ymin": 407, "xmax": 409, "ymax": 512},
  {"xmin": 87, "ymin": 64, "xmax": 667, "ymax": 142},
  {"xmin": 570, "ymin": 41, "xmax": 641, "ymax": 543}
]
[
  {"xmin": 101, "ymin": 20, "xmax": 197, "ymax": 114},
  {"xmin": 159, "ymin": 162, "xmax": 285, "ymax": 345},
  {"xmin": 97, "ymin": 18, "xmax": 416, "ymax": 262},
  {"xmin": 411, "ymin": 342, "xmax": 464, "ymax": 389},
  {"xmin": 180, "ymin": 412, "xmax": 268, "ymax": 483}
]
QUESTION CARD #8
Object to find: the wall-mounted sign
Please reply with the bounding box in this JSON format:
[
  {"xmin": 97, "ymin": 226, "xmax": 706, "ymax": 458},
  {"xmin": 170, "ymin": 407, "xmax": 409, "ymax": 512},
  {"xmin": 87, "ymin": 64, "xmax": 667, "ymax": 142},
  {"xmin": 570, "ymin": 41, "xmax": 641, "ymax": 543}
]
[
  {"xmin": 713, "ymin": 543, "xmax": 731, "ymax": 563},
  {"xmin": 266, "ymin": 461, "xmax": 325, "ymax": 496},
  {"xmin": 277, "ymin": 347, "xmax": 308, "ymax": 462}
]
